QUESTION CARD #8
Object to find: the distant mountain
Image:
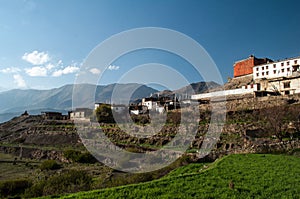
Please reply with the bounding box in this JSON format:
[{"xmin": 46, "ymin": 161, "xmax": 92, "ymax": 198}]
[
  {"xmin": 154, "ymin": 81, "xmax": 220, "ymax": 98},
  {"xmin": 175, "ymin": 81, "xmax": 221, "ymax": 95},
  {"xmin": 0, "ymin": 83, "xmax": 157, "ymax": 123},
  {"xmin": 0, "ymin": 81, "xmax": 221, "ymax": 123}
]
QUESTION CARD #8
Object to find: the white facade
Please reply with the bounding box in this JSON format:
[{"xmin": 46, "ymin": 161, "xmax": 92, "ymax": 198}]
[
  {"xmin": 260, "ymin": 77, "xmax": 300, "ymax": 95},
  {"xmin": 70, "ymin": 111, "xmax": 85, "ymax": 119},
  {"xmin": 191, "ymin": 84, "xmax": 259, "ymax": 100},
  {"xmin": 253, "ymin": 57, "xmax": 300, "ymax": 80},
  {"xmin": 142, "ymin": 99, "xmax": 158, "ymax": 110},
  {"xmin": 130, "ymin": 110, "xmax": 140, "ymax": 115},
  {"xmin": 155, "ymin": 106, "xmax": 165, "ymax": 114},
  {"xmin": 94, "ymin": 103, "xmax": 101, "ymax": 110},
  {"xmin": 111, "ymin": 105, "xmax": 127, "ymax": 113}
]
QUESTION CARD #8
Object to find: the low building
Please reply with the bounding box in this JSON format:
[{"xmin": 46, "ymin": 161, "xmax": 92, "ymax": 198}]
[
  {"xmin": 69, "ymin": 108, "xmax": 93, "ymax": 119},
  {"xmin": 142, "ymin": 97, "xmax": 158, "ymax": 110},
  {"xmin": 129, "ymin": 105, "xmax": 148, "ymax": 115},
  {"xmin": 111, "ymin": 104, "xmax": 127, "ymax": 114},
  {"xmin": 258, "ymin": 76, "xmax": 300, "ymax": 96},
  {"xmin": 42, "ymin": 112, "xmax": 67, "ymax": 120},
  {"xmin": 191, "ymin": 84, "xmax": 260, "ymax": 100}
]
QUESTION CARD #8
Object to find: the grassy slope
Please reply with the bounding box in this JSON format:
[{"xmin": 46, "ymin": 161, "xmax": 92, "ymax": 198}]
[{"xmin": 41, "ymin": 154, "xmax": 300, "ymax": 199}]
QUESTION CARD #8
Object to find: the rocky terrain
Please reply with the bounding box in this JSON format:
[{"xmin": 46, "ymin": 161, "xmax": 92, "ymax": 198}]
[
  {"xmin": 0, "ymin": 96, "xmax": 300, "ymax": 198},
  {"xmin": 0, "ymin": 115, "xmax": 81, "ymax": 161},
  {"xmin": 0, "ymin": 96, "xmax": 299, "ymax": 163}
]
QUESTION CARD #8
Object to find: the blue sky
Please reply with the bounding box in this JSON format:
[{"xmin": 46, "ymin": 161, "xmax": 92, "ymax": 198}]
[{"xmin": 0, "ymin": 0, "xmax": 300, "ymax": 90}]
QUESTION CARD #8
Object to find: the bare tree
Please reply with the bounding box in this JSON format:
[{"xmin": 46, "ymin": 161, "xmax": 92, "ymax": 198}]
[{"xmin": 259, "ymin": 105, "xmax": 299, "ymax": 141}]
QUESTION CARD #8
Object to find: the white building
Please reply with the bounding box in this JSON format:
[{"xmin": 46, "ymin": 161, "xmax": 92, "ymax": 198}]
[
  {"xmin": 142, "ymin": 98, "xmax": 158, "ymax": 110},
  {"xmin": 253, "ymin": 56, "xmax": 300, "ymax": 80},
  {"xmin": 94, "ymin": 103, "xmax": 103, "ymax": 110},
  {"xmin": 191, "ymin": 84, "xmax": 260, "ymax": 100},
  {"xmin": 69, "ymin": 108, "xmax": 93, "ymax": 119},
  {"xmin": 111, "ymin": 104, "xmax": 127, "ymax": 114}
]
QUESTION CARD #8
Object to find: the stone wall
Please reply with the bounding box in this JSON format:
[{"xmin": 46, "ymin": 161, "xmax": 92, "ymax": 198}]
[{"xmin": 200, "ymin": 93, "xmax": 300, "ymax": 112}]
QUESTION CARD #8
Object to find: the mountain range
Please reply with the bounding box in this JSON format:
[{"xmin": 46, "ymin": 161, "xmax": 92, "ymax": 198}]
[{"xmin": 0, "ymin": 81, "xmax": 219, "ymax": 123}]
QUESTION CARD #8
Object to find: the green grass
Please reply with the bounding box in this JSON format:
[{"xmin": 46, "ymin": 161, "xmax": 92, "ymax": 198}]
[
  {"xmin": 39, "ymin": 153, "xmax": 300, "ymax": 198},
  {"xmin": 0, "ymin": 153, "xmax": 40, "ymax": 181}
]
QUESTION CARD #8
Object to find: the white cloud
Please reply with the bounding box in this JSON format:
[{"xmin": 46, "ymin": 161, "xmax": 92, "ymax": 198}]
[
  {"xmin": 52, "ymin": 66, "xmax": 80, "ymax": 77},
  {"xmin": 89, "ymin": 68, "xmax": 101, "ymax": 75},
  {"xmin": 45, "ymin": 63, "xmax": 56, "ymax": 70},
  {"xmin": 22, "ymin": 50, "xmax": 50, "ymax": 65},
  {"xmin": 0, "ymin": 67, "xmax": 21, "ymax": 74},
  {"xmin": 25, "ymin": 66, "xmax": 47, "ymax": 77},
  {"xmin": 107, "ymin": 65, "xmax": 120, "ymax": 70},
  {"xmin": 13, "ymin": 74, "xmax": 27, "ymax": 88}
]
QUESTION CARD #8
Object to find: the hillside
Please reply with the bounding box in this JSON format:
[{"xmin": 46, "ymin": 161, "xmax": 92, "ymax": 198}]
[
  {"xmin": 154, "ymin": 81, "xmax": 220, "ymax": 98},
  {"xmin": 174, "ymin": 81, "xmax": 220, "ymax": 95},
  {"xmin": 41, "ymin": 153, "xmax": 300, "ymax": 198},
  {"xmin": 0, "ymin": 99, "xmax": 300, "ymax": 197}
]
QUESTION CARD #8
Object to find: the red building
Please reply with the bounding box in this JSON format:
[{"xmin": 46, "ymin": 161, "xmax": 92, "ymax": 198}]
[{"xmin": 233, "ymin": 55, "xmax": 273, "ymax": 77}]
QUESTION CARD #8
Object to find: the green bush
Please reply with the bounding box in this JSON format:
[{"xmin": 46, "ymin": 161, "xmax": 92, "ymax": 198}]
[
  {"xmin": 63, "ymin": 149, "xmax": 81, "ymax": 161},
  {"xmin": 64, "ymin": 150, "xmax": 97, "ymax": 164},
  {"xmin": 95, "ymin": 104, "xmax": 115, "ymax": 123},
  {"xmin": 78, "ymin": 153, "xmax": 98, "ymax": 163},
  {"xmin": 40, "ymin": 160, "xmax": 61, "ymax": 171},
  {"xmin": 24, "ymin": 170, "xmax": 92, "ymax": 197},
  {"xmin": 0, "ymin": 179, "xmax": 31, "ymax": 197}
]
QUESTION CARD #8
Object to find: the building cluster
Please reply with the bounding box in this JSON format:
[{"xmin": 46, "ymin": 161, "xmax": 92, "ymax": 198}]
[
  {"xmin": 192, "ymin": 54, "xmax": 300, "ymax": 100},
  {"xmin": 38, "ymin": 53, "xmax": 300, "ymax": 120}
]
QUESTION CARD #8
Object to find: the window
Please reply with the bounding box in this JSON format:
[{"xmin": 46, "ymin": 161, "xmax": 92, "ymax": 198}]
[
  {"xmin": 293, "ymin": 65, "xmax": 299, "ymax": 72},
  {"xmin": 283, "ymin": 82, "xmax": 290, "ymax": 88},
  {"xmin": 287, "ymin": 68, "xmax": 290, "ymax": 72},
  {"xmin": 285, "ymin": 91, "xmax": 290, "ymax": 95},
  {"xmin": 273, "ymin": 64, "xmax": 276, "ymax": 68},
  {"xmin": 266, "ymin": 66, "xmax": 269, "ymax": 69},
  {"xmin": 273, "ymin": 70, "xmax": 276, "ymax": 74},
  {"xmin": 262, "ymin": 72, "xmax": 265, "ymax": 76},
  {"xmin": 281, "ymin": 62, "xmax": 284, "ymax": 66},
  {"xmin": 266, "ymin": 71, "xmax": 269, "ymax": 75},
  {"xmin": 287, "ymin": 61, "xmax": 290, "ymax": 66},
  {"xmin": 262, "ymin": 66, "xmax": 264, "ymax": 70},
  {"xmin": 256, "ymin": 73, "xmax": 259, "ymax": 77},
  {"xmin": 256, "ymin": 67, "xmax": 259, "ymax": 71},
  {"xmin": 281, "ymin": 69, "xmax": 284, "ymax": 73},
  {"xmin": 295, "ymin": 60, "xmax": 298, "ymax": 64}
]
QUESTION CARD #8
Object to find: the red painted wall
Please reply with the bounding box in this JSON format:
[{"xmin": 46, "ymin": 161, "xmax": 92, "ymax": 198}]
[
  {"xmin": 234, "ymin": 57, "xmax": 255, "ymax": 77},
  {"xmin": 233, "ymin": 56, "xmax": 272, "ymax": 77}
]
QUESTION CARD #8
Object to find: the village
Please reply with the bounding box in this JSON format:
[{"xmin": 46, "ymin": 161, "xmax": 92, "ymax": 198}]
[{"xmin": 37, "ymin": 54, "xmax": 300, "ymax": 122}]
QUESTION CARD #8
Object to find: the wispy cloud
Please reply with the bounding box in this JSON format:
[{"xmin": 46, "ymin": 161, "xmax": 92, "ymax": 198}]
[
  {"xmin": 52, "ymin": 66, "xmax": 80, "ymax": 77},
  {"xmin": 25, "ymin": 66, "xmax": 47, "ymax": 77},
  {"xmin": 22, "ymin": 50, "xmax": 50, "ymax": 65},
  {"xmin": 0, "ymin": 67, "xmax": 21, "ymax": 74},
  {"xmin": 89, "ymin": 68, "xmax": 101, "ymax": 75},
  {"xmin": 107, "ymin": 65, "xmax": 120, "ymax": 70},
  {"xmin": 13, "ymin": 74, "xmax": 27, "ymax": 88}
]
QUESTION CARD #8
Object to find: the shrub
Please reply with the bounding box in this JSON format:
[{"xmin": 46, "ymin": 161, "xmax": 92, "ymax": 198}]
[
  {"xmin": 95, "ymin": 104, "xmax": 115, "ymax": 123},
  {"xmin": 40, "ymin": 160, "xmax": 61, "ymax": 171},
  {"xmin": 24, "ymin": 170, "xmax": 92, "ymax": 197},
  {"xmin": 0, "ymin": 179, "xmax": 31, "ymax": 197},
  {"xmin": 63, "ymin": 149, "xmax": 81, "ymax": 162},
  {"xmin": 64, "ymin": 150, "xmax": 97, "ymax": 164}
]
